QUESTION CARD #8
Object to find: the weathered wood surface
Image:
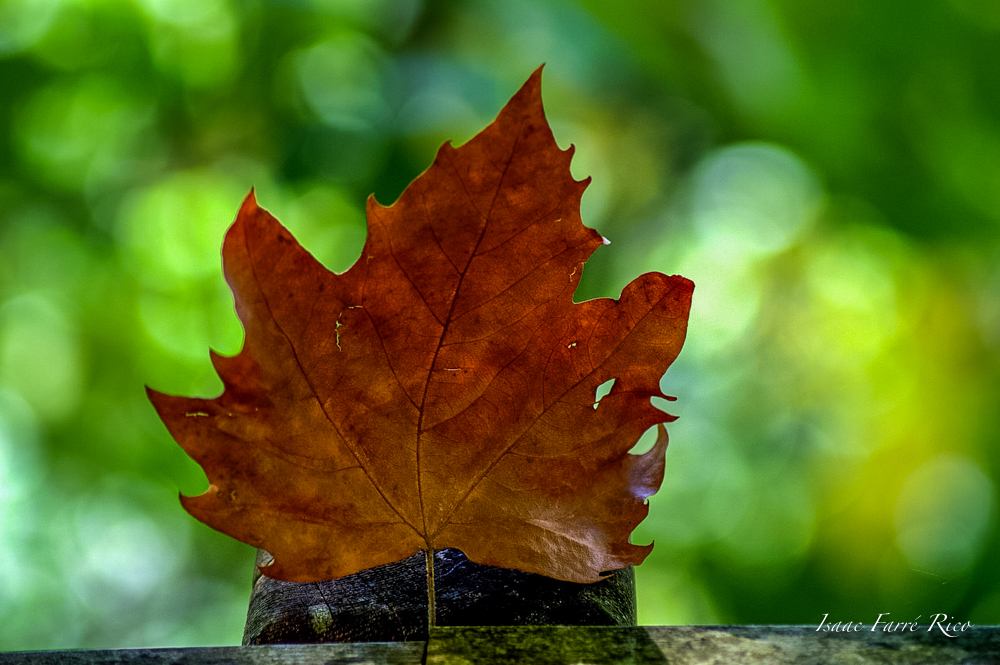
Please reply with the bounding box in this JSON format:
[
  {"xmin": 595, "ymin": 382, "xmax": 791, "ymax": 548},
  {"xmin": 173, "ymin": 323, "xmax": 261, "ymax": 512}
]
[
  {"xmin": 245, "ymin": 548, "xmax": 637, "ymax": 644},
  {"xmin": 4, "ymin": 625, "xmax": 999, "ymax": 664},
  {"xmin": 430, "ymin": 625, "xmax": 1000, "ymax": 664},
  {"xmin": 0, "ymin": 643, "xmax": 423, "ymax": 665}
]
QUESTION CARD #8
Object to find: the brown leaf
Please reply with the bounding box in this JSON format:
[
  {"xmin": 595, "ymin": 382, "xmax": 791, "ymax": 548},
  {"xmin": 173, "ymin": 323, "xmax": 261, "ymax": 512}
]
[{"xmin": 148, "ymin": 68, "xmax": 693, "ymax": 584}]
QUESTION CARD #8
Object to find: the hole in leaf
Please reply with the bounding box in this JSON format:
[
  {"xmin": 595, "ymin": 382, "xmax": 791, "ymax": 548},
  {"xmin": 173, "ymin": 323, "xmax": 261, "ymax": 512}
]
[
  {"xmin": 629, "ymin": 426, "xmax": 659, "ymax": 455},
  {"xmin": 593, "ymin": 378, "xmax": 615, "ymax": 409}
]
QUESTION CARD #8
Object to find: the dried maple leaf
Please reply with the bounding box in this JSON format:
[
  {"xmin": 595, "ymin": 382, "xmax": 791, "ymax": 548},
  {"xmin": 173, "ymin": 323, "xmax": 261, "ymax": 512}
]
[{"xmin": 148, "ymin": 68, "xmax": 693, "ymax": 586}]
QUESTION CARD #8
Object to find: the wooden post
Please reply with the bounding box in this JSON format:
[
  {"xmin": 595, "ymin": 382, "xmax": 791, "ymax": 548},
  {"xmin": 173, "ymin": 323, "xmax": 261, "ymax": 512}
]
[{"xmin": 243, "ymin": 548, "xmax": 637, "ymax": 644}]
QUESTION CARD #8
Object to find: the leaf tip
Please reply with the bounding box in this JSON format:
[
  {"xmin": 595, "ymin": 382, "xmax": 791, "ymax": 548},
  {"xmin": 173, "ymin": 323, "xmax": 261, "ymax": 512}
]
[
  {"xmin": 514, "ymin": 63, "xmax": 545, "ymax": 108},
  {"xmin": 178, "ymin": 490, "xmax": 198, "ymax": 514},
  {"xmin": 366, "ymin": 192, "xmax": 385, "ymax": 213},
  {"xmin": 145, "ymin": 384, "xmax": 167, "ymax": 413},
  {"xmin": 239, "ymin": 189, "xmax": 259, "ymax": 217}
]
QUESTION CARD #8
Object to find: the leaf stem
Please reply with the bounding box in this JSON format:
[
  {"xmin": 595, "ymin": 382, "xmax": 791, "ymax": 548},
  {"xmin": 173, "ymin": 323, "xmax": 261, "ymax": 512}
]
[{"xmin": 425, "ymin": 548, "xmax": 437, "ymax": 630}]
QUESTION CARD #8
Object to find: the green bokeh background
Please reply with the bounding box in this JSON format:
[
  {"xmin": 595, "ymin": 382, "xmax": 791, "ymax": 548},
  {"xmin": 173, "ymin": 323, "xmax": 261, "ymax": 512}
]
[{"xmin": 2, "ymin": 0, "xmax": 999, "ymax": 650}]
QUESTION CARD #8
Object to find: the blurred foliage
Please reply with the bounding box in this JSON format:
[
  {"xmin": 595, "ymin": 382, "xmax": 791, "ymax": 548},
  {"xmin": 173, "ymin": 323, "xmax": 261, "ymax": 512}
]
[{"xmin": 1, "ymin": 0, "xmax": 998, "ymax": 650}]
